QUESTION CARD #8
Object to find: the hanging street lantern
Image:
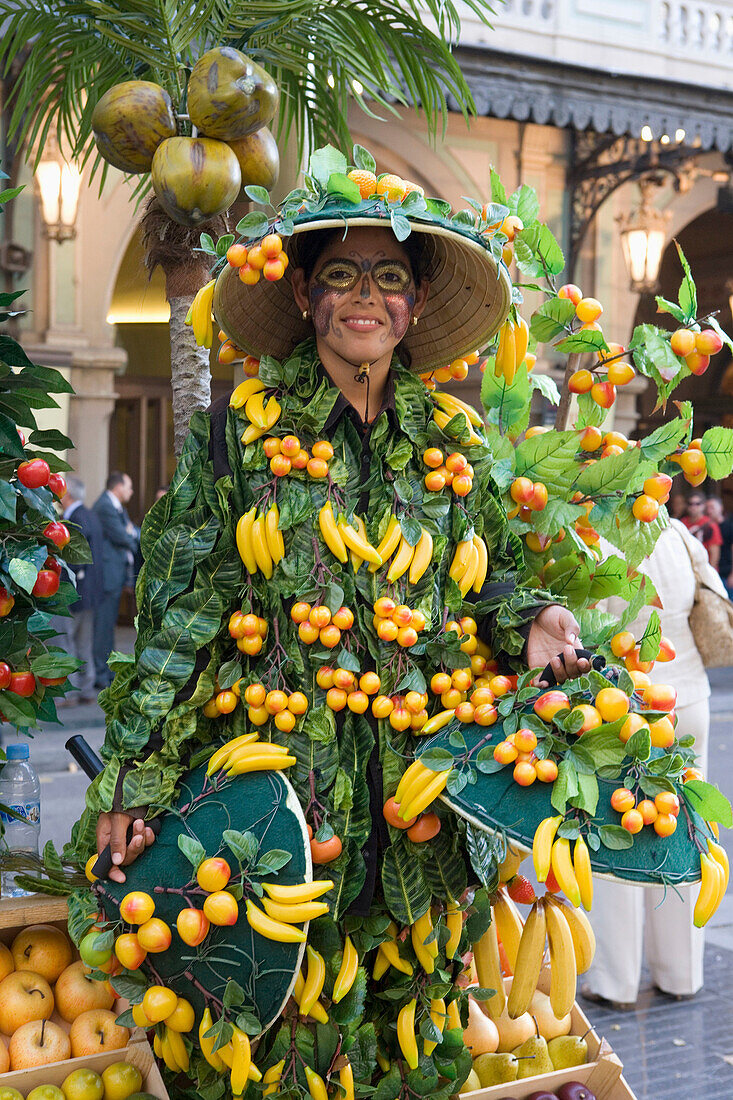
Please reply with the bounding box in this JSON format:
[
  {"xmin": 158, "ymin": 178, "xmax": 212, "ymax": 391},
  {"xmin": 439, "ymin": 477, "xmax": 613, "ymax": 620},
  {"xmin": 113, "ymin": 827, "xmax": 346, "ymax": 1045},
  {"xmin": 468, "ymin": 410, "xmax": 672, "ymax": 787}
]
[
  {"xmin": 35, "ymin": 139, "xmax": 82, "ymax": 241},
  {"xmin": 617, "ymin": 177, "xmax": 671, "ymax": 293}
]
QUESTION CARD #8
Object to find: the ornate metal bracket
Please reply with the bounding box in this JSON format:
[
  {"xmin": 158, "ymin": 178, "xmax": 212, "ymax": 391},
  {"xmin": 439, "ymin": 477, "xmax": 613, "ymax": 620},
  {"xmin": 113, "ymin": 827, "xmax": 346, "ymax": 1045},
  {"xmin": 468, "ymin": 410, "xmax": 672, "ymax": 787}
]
[{"xmin": 568, "ymin": 130, "xmax": 699, "ymax": 276}]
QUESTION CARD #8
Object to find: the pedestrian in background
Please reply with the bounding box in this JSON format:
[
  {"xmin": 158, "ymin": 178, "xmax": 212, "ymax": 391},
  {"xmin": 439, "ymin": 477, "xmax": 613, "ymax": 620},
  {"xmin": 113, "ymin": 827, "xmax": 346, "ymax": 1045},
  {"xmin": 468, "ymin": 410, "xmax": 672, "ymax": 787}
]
[
  {"xmin": 706, "ymin": 497, "xmax": 733, "ymax": 598},
  {"xmin": 92, "ymin": 472, "xmax": 138, "ymax": 688},
  {"xmin": 585, "ymin": 519, "xmax": 722, "ymax": 1007},
  {"xmin": 682, "ymin": 491, "xmax": 722, "ymax": 568},
  {"xmin": 53, "ymin": 476, "xmax": 104, "ymax": 705}
]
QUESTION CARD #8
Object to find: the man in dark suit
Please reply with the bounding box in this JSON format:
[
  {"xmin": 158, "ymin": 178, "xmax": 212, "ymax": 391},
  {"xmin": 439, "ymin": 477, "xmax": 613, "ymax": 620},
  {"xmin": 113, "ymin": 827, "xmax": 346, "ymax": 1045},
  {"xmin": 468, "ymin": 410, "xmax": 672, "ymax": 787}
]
[
  {"xmin": 54, "ymin": 475, "xmax": 105, "ymax": 703},
  {"xmin": 92, "ymin": 471, "xmax": 138, "ymax": 688}
]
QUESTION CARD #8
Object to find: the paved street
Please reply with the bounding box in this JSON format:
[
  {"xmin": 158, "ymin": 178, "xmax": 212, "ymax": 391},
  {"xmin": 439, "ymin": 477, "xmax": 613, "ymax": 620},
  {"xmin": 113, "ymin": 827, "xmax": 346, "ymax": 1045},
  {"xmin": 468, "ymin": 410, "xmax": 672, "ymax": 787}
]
[{"xmin": 2, "ymin": 640, "xmax": 732, "ymax": 1100}]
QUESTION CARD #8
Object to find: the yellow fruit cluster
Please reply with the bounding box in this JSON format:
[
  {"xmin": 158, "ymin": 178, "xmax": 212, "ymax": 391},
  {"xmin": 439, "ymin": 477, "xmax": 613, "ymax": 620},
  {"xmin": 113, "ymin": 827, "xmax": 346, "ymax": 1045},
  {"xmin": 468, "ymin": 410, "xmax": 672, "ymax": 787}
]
[
  {"xmin": 241, "ymin": 682, "xmax": 308, "ymax": 732},
  {"xmin": 227, "ymin": 234, "xmax": 288, "ymax": 284},
  {"xmin": 423, "ymin": 447, "xmax": 474, "ymax": 496},
  {"xmin": 264, "ymin": 436, "xmax": 333, "ymax": 478},
  {"xmin": 493, "ymin": 728, "xmax": 558, "ymax": 785},
  {"xmin": 236, "ymin": 502, "xmax": 284, "ymax": 578},
  {"xmin": 448, "ymin": 536, "xmax": 489, "ymax": 596},
  {"xmin": 373, "ymin": 596, "xmax": 426, "ymax": 647},
  {"xmin": 494, "ymin": 316, "xmax": 529, "ymax": 386},
  {"xmin": 318, "ymin": 665, "xmax": 381, "ymax": 715},
  {"xmin": 228, "ymin": 610, "xmax": 268, "ymax": 654},
  {"xmin": 291, "ymin": 601, "xmax": 354, "ymax": 648}
]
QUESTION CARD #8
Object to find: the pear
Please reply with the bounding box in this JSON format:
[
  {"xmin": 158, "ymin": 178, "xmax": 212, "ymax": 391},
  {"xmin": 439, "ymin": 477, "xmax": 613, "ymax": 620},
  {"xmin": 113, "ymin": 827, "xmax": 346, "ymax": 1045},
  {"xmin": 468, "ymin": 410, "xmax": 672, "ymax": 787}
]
[
  {"xmin": 547, "ymin": 1030, "xmax": 590, "ymax": 1070},
  {"xmin": 529, "ymin": 990, "xmax": 572, "ymax": 1040},
  {"xmin": 472, "ymin": 1052, "xmax": 519, "ymax": 1087},
  {"xmin": 512, "ymin": 1018, "xmax": 554, "ymax": 1079},
  {"xmin": 458, "ymin": 1069, "xmax": 481, "ymax": 1095},
  {"xmin": 493, "ymin": 1006, "xmax": 535, "ymax": 1052},
  {"xmin": 463, "ymin": 997, "xmax": 500, "ymax": 1055}
]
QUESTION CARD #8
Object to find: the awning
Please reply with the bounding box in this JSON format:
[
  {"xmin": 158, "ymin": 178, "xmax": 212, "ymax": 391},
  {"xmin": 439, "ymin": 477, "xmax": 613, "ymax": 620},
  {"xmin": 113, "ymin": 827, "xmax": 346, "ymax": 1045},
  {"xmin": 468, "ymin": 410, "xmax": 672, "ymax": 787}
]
[{"xmin": 451, "ymin": 47, "xmax": 733, "ymax": 153}]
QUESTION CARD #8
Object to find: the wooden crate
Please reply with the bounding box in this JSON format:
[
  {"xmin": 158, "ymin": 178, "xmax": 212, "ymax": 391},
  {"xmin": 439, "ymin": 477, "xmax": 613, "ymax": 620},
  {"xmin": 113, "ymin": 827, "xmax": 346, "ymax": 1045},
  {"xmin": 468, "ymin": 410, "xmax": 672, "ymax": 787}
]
[
  {"xmin": 463, "ymin": 971, "xmax": 623, "ymax": 1099},
  {"xmin": 0, "ymin": 1039, "xmax": 168, "ymax": 1099},
  {"xmin": 0, "ymin": 895, "xmax": 69, "ymax": 929}
]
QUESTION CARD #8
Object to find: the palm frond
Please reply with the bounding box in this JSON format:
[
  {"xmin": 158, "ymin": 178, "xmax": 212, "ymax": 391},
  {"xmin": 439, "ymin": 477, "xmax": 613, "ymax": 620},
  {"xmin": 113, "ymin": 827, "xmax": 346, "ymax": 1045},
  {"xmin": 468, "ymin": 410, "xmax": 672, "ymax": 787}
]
[{"xmin": 0, "ymin": 0, "xmax": 502, "ymax": 173}]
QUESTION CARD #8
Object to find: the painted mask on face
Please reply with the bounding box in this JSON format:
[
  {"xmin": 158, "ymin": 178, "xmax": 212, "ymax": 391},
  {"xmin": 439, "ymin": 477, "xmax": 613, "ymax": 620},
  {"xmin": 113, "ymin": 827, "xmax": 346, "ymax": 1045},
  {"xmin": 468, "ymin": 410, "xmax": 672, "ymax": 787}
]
[{"xmin": 309, "ymin": 254, "xmax": 416, "ymax": 350}]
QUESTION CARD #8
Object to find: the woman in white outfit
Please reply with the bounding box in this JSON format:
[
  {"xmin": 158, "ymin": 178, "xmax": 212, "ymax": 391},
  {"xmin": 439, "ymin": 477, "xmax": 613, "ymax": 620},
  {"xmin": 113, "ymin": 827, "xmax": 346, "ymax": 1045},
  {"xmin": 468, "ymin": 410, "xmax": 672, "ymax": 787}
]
[{"xmin": 584, "ymin": 518, "xmax": 725, "ymax": 1006}]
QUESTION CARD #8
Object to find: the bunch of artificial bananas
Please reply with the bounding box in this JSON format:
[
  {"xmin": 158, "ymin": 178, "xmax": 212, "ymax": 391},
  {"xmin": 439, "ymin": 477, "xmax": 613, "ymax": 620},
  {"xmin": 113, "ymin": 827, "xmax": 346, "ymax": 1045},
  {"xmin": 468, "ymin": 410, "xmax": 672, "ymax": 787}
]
[
  {"xmin": 332, "ymin": 935, "xmax": 360, "ymax": 1002},
  {"xmin": 432, "ymin": 406, "xmax": 483, "ymax": 446},
  {"xmin": 206, "ymin": 731, "xmax": 260, "ymax": 775},
  {"xmin": 532, "ymin": 816, "xmax": 593, "ymax": 910},
  {"xmin": 261, "ymin": 878, "xmax": 332, "ymax": 924},
  {"xmin": 394, "ymin": 760, "xmax": 453, "ymax": 822},
  {"xmin": 185, "ymin": 279, "xmax": 216, "ymax": 349},
  {"xmin": 433, "ymin": 390, "xmax": 483, "ymax": 430},
  {"xmin": 373, "ymin": 920, "xmax": 413, "ymax": 979},
  {"xmin": 694, "ymin": 839, "xmax": 729, "ymax": 926},
  {"xmin": 494, "ymin": 315, "xmax": 529, "ymax": 385},
  {"xmin": 397, "ymin": 998, "xmax": 419, "ymax": 1069},
  {"xmin": 448, "ymin": 535, "xmax": 489, "ymax": 596},
  {"xmin": 378, "ymin": 521, "xmax": 434, "ymax": 584},
  {"xmin": 411, "ymin": 908, "xmax": 438, "ymax": 974},
  {"xmin": 236, "ymin": 502, "xmax": 285, "ymax": 579},
  {"xmin": 317, "ymin": 502, "xmax": 383, "ymax": 568},
  {"xmin": 240, "ymin": 388, "xmax": 282, "ymax": 445},
  {"xmin": 246, "ymin": 897, "xmax": 307, "ymax": 943},
  {"xmin": 223, "ymin": 739, "xmax": 295, "ymax": 777},
  {"xmin": 155, "ymin": 1026, "xmax": 191, "ymax": 1073},
  {"xmin": 418, "ymin": 709, "xmax": 459, "ymax": 736},
  {"xmin": 229, "ymin": 376, "xmax": 264, "ymax": 410}
]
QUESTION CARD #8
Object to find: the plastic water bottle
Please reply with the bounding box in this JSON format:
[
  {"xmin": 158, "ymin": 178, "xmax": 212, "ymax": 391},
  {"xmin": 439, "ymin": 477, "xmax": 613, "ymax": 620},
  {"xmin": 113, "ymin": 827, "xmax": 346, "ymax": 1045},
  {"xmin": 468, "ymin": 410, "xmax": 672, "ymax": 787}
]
[{"xmin": 0, "ymin": 744, "xmax": 41, "ymax": 898}]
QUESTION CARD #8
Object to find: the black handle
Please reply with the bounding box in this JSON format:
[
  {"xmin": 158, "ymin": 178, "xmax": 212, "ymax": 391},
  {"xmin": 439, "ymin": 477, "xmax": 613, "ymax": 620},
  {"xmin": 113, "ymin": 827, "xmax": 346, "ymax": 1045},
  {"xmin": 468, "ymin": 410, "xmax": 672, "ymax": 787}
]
[
  {"xmin": 65, "ymin": 735, "xmax": 104, "ymax": 779},
  {"xmin": 65, "ymin": 735, "xmax": 161, "ymax": 881},
  {"xmin": 539, "ymin": 648, "xmax": 605, "ymax": 688},
  {"xmin": 91, "ymin": 816, "xmax": 162, "ymax": 880}
]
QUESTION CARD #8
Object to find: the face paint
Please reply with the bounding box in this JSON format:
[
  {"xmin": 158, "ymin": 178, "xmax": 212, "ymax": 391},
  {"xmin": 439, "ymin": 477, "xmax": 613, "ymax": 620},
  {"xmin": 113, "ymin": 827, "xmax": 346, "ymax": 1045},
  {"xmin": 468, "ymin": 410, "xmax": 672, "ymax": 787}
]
[{"xmin": 309, "ymin": 254, "xmax": 416, "ymax": 344}]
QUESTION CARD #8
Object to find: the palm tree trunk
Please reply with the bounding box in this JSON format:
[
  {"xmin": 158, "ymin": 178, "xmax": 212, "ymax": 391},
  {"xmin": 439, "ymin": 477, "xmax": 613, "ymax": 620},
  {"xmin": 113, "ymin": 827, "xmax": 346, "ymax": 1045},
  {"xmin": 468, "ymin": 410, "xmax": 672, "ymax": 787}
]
[
  {"xmin": 141, "ymin": 198, "xmax": 230, "ymax": 456},
  {"xmin": 168, "ymin": 293, "xmax": 212, "ymax": 456}
]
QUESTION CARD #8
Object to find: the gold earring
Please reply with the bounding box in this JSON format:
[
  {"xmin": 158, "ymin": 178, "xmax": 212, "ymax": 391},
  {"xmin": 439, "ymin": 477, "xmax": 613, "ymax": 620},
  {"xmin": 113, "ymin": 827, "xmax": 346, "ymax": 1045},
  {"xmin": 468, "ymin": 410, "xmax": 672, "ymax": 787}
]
[
  {"xmin": 302, "ymin": 309, "xmax": 309, "ymax": 321},
  {"xmin": 412, "ymin": 315, "xmax": 419, "ymax": 326}
]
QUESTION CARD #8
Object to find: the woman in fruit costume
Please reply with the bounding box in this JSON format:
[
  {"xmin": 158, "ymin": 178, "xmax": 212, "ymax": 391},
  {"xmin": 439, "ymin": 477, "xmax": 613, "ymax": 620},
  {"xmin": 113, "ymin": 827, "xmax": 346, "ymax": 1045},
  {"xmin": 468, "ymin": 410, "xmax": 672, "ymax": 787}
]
[{"xmin": 87, "ymin": 158, "xmax": 592, "ymax": 1092}]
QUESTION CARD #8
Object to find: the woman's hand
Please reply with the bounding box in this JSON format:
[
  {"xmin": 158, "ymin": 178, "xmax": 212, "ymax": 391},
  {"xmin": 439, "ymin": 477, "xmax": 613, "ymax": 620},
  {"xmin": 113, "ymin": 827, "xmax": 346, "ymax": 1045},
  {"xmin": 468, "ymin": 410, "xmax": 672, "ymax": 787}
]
[
  {"xmin": 96, "ymin": 811, "xmax": 157, "ymax": 884},
  {"xmin": 527, "ymin": 606, "xmax": 590, "ymax": 686}
]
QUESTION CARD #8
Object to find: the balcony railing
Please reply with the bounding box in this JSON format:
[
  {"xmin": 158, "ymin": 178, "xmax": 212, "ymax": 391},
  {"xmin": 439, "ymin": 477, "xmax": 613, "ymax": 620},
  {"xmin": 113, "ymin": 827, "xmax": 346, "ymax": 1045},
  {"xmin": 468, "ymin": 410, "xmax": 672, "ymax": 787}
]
[{"xmin": 451, "ymin": 0, "xmax": 733, "ymax": 91}]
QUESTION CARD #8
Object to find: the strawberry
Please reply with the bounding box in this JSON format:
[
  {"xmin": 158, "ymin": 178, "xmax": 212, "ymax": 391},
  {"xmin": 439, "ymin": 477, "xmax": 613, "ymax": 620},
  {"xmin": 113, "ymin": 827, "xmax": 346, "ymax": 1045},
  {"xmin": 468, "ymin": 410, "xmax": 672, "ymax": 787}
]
[
  {"xmin": 544, "ymin": 867, "xmax": 561, "ymax": 894},
  {"xmin": 506, "ymin": 875, "xmax": 537, "ymax": 905}
]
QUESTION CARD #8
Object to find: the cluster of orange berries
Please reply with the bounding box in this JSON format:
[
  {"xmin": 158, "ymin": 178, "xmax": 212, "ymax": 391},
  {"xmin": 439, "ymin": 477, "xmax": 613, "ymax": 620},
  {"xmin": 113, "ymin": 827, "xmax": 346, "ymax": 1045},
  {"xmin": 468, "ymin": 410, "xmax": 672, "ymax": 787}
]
[
  {"xmin": 493, "ymin": 727, "xmax": 559, "ymax": 786},
  {"xmin": 444, "ymin": 615, "xmax": 497, "ymax": 663},
  {"xmin": 631, "ymin": 472, "xmax": 673, "ymax": 522},
  {"xmin": 669, "ymin": 439, "xmax": 708, "ymax": 487},
  {"xmin": 217, "ymin": 336, "xmax": 261, "ymax": 372},
  {"xmin": 611, "ymin": 787, "xmax": 681, "ymax": 837},
  {"xmin": 241, "ymin": 682, "xmax": 308, "ymax": 732},
  {"xmin": 228, "ymin": 610, "xmax": 268, "ymax": 655},
  {"xmin": 264, "ymin": 436, "xmax": 334, "ymax": 479},
  {"xmin": 508, "ymin": 476, "xmax": 548, "ymax": 519},
  {"xmin": 488, "ymin": 212, "xmax": 524, "ymax": 266},
  {"xmin": 373, "ymin": 596, "xmax": 427, "ymax": 648},
  {"xmin": 227, "ymin": 234, "xmax": 287, "ymax": 285},
  {"xmin": 203, "ymin": 682, "xmax": 243, "ymax": 718},
  {"xmin": 291, "ymin": 602, "xmax": 354, "ymax": 649},
  {"xmin": 372, "ymin": 691, "xmax": 430, "ymax": 730},
  {"xmin": 345, "ymin": 170, "xmax": 424, "ymax": 204},
  {"xmin": 670, "ymin": 326, "xmax": 723, "ymax": 378},
  {"xmin": 316, "ymin": 665, "xmax": 382, "ymax": 716},
  {"xmin": 423, "ymin": 448, "xmax": 474, "ymax": 496},
  {"xmin": 419, "ymin": 351, "xmax": 480, "ymax": 390},
  {"xmin": 610, "ymin": 628, "xmax": 675, "ymax": 671}
]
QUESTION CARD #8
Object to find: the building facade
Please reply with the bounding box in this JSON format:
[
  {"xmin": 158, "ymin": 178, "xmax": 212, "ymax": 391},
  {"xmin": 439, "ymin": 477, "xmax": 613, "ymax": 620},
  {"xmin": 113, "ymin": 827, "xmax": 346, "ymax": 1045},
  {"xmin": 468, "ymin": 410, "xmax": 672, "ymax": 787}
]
[{"xmin": 2, "ymin": 0, "xmax": 732, "ymax": 521}]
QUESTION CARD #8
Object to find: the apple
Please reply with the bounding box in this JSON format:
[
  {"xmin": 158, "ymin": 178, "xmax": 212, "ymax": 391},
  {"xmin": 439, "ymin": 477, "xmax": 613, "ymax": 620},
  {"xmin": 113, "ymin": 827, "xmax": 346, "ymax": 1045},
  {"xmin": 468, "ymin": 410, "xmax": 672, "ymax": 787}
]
[
  {"xmin": 203, "ymin": 890, "xmax": 239, "ymax": 926},
  {"xmin": 32, "ymin": 569, "xmax": 60, "ymax": 598},
  {"xmin": 48, "ymin": 473, "xmax": 66, "ymax": 497},
  {"xmin": 642, "ymin": 683, "xmax": 677, "ymax": 712},
  {"xmin": 0, "ymin": 970, "xmax": 54, "ymax": 1032},
  {"xmin": 463, "ymin": 997, "xmax": 499, "ymax": 1055},
  {"xmin": 590, "ymin": 381, "xmax": 615, "ymax": 408},
  {"xmin": 670, "ymin": 328, "xmax": 695, "ymax": 356},
  {"xmin": 558, "ymin": 283, "xmax": 583, "ymax": 305},
  {"xmin": 0, "ymin": 940, "xmax": 14, "ymax": 982},
  {"xmin": 0, "ymin": 588, "xmax": 14, "ymax": 617},
  {"xmin": 69, "ymin": 1009, "xmax": 130, "ymax": 1058},
  {"xmin": 43, "ymin": 521, "xmax": 70, "ymax": 550},
  {"xmin": 79, "ymin": 931, "xmax": 113, "ymax": 969},
  {"xmin": 632, "ymin": 494, "xmax": 659, "ymax": 523},
  {"xmin": 54, "ymin": 961, "xmax": 114, "ymax": 1022},
  {"xmin": 569, "ymin": 704, "xmax": 602, "ymax": 735},
  {"xmin": 648, "ymin": 715, "xmax": 675, "ymax": 748},
  {"xmin": 9, "ymin": 671, "xmax": 35, "ymax": 696},
  {"xmin": 141, "ymin": 985, "xmax": 177, "ymax": 1023},
  {"xmin": 196, "ymin": 857, "xmax": 231, "ymax": 892},
  {"xmin": 533, "ymin": 690, "xmax": 570, "ymax": 722},
  {"xmin": 0, "ymin": 1089, "xmax": 24, "ymax": 1100},
  {"xmin": 509, "ymin": 477, "xmax": 535, "ymax": 505},
  {"xmin": 568, "ymin": 369, "xmax": 594, "ymax": 394},
  {"xmin": 528, "ymin": 482, "xmax": 548, "ymax": 511},
  {"xmin": 594, "ymin": 687, "xmax": 630, "ymax": 723},
  {"xmin": 101, "ymin": 1062, "xmax": 143, "ymax": 1100},
  {"xmin": 26, "ymin": 1088, "xmax": 65, "ymax": 1100},
  {"xmin": 9, "ymin": 1018, "xmax": 70, "ymax": 1069},
  {"xmin": 0, "ymin": 1037, "xmax": 8, "ymax": 1073},
  {"xmin": 17, "ymin": 459, "xmax": 50, "ymax": 489},
  {"xmin": 619, "ymin": 714, "xmax": 649, "ymax": 744},
  {"xmin": 643, "ymin": 473, "xmax": 672, "ymax": 503},
  {"xmin": 61, "ymin": 1069, "xmax": 104, "ymax": 1100},
  {"xmin": 695, "ymin": 328, "xmax": 723, "ymax": 355}
]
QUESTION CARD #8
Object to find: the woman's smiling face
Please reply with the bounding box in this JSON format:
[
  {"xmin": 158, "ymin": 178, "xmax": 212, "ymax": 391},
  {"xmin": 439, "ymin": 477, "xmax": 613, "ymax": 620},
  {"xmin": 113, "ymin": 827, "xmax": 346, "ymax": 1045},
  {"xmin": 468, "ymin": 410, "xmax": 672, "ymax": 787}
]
[{"xmin": 292, "ymin": 227, "xmax": 429, "ymax": 367}]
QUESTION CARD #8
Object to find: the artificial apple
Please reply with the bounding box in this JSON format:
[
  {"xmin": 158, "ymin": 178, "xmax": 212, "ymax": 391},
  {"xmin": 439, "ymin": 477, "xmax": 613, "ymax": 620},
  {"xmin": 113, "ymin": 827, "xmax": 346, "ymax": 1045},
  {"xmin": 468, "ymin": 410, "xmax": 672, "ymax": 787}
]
[
  {"xmin": 61, "ymin": 1070, "xmax": 104, "ymax": 1100},
  {"xmin": 641, "ymin": 683, "xmax": 677, "ymax": 712},
  {"xmin": 114, "ymin": 933, "xmax": 146, "ymax": 971},
  {"xmin": 670, "ymin": 328, "xmax": 695, "ymax": 356},
  {"xmin": 69, "ymin": 1009, "xmax": 130, "ymax": 1057},
  {"xmin": 48, "ymin": 473, "xmax": 66, "ymax": 496},
  {"xmin": 119, "ymin": 891, "xmax": 155, "ymax": 925},
  {"xmin": 556, "ymin": 1085, "xmax": 597, "ymax": 1100},
  {"xmin": 0, "ymin": 590, "xmax": 14, "ymax": 617},
  {"xmin": 17, "ymin": 459, "xmax": 50, "ymax": 488},
  {"xmin": 176, "ymin": 907, "xmax": 209, "ymax": 946},
  {"xmin": 136, "ymin": 918, "xmax": 171, "ymax": 953},
  {"xmin": 9, "ymin": 1018, "xmax": 70, "ymax": 1069},
  {"xmin": 590, "ymin": 381, "xmax": 615, "ymax": 408},
  {"xmin": 695, "ymin": 328, "xmax": 723, "ymax": 355},
  {"xmin": 533, "ymin": 690, "xmax": 570, "ymax": 722},
  {"xmin": 43, "ymin": 521, "xmax": 70, "ymax": 550},
  {"xmin": 594, "ymin": 687, "xmax": 630, "ymax": 723},
  {"xmin": 8, "ymin": 671, "xmax": 35, "ymax": 697},
  {"xmin": 0, "ymin": 970, "xmax": 54, "ymax": 1032},
  {"xmin": 54, "ymin": 961, "xmax": 114, "ymax": 1022},
  {"xmin": 202, "ymin": 890, "xmax": 239, "ymax": 926},
  {"xmin": 101, "ymin": 1062, "xmax": 143, "ymax": 1100},
  {"xmin": 0, "ymin": 1037, "xmax": 7, "ymax": 1073},
  {"xmin": 196, "ymin": 857, "xmax": 231, "ymax": 892},
  {"xmin": 79, "ymin": 931, "xmax": 113, "ymax": 969},
  {"xmin": 32, "ymin": 569, "xmax": 60, "ymax": 598},
  {"xmin": 569, "ymin": 704, "xmax": 602, "ymax": 735}
]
